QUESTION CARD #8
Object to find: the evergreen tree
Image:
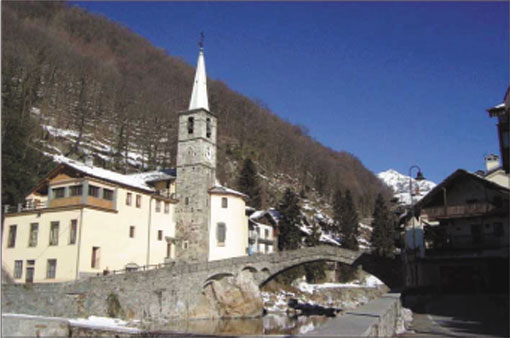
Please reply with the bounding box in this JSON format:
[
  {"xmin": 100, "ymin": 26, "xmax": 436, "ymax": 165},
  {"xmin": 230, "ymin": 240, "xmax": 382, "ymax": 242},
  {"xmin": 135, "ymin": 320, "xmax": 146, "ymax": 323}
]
[
  {"xmin": 340, "ymin": 190, "xmax": 360, "ymax": 250},
  {"xmin": 277, "ymin": 188, "xmax": 302, "ymax": 251},
  {"xmin": 303, "ymin": 221, "xmax": 327, "ymax": 283},
  {"xmin": 237, "ymin": 158, "xmax": 262, "ymax": 209},
  {"xmin": 371, "ymin": 193, "xmax": 396, "ymax": 257},
  {"xmin": 332, "ymin": 189, "xmax": 344, "ymax": 239}
]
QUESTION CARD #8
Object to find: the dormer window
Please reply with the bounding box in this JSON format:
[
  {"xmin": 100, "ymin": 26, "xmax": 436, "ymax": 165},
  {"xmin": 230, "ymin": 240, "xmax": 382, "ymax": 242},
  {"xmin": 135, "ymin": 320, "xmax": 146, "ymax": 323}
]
[
  {"xmin": 188, "ymin": 116, "xmax": 194, "ymax": 134},
  {"xmin": 206, "ymin": 118, "xmax": 211, "ymax": 138}
]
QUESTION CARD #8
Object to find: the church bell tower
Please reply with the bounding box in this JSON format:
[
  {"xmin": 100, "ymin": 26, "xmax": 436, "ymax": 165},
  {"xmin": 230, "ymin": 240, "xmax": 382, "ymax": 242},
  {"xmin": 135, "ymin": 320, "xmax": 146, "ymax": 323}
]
[{"xmin": 175, "ymin": 38, "xmax": 217, "ymax": 262}]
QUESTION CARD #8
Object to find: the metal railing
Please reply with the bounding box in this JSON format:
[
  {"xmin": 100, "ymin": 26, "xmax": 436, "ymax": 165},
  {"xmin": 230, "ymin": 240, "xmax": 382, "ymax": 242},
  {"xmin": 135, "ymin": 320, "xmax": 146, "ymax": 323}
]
[
  {"xmin": 3, "ymin": 202, "xmax": 47, "ymax": 214},
  {"xmin": 95, "ymin": 260, "xmax": 176, "ymax": 277}
]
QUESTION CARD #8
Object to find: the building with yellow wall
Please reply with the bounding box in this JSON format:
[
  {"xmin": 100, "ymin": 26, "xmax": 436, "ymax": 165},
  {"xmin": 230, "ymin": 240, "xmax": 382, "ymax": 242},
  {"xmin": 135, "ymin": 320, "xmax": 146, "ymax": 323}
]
[{"xmin": 2, "ymin": 44, "xmax": 251, "ymax": 283}]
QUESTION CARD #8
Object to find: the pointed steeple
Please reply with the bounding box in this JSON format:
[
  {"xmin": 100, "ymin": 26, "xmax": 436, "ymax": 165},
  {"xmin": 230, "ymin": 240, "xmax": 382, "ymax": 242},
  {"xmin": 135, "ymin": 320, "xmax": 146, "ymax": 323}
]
[{"xmin": 188, "ymin": 42, "xmax": 209, "ymax": 111}]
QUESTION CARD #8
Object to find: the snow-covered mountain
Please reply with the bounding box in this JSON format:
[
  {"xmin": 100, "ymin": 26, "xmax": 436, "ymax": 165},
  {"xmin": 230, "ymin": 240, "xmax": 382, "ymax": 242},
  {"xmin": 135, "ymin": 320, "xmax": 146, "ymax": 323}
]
[{"xmin": 377, "ymin": 169, "xmax": 436, "ymax": 205}]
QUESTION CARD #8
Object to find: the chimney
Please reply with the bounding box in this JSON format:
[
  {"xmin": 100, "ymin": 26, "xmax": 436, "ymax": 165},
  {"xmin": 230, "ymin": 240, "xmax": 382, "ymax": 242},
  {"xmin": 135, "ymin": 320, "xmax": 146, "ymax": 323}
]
[
  {"xmin": 485, "ymin": 154, "xmax": 500, "ymax": 172},
  {"xmin": 85, "ymin": 155, "xmax": 94, "ymax": 167}
]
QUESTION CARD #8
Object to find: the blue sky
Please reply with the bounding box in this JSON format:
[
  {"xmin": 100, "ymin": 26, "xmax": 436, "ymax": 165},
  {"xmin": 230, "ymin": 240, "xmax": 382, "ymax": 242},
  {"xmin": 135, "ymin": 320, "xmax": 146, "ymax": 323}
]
[{"xmin": 74, "ymin": 2, "xmax": 508, "ymax": 183}]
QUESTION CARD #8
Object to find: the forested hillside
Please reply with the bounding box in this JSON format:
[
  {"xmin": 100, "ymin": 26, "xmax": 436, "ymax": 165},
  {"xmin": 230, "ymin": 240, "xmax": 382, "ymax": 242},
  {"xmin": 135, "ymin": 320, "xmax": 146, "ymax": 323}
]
[{"xmin": 1, "ymin": 1, "xmax": 390, "ymax": 216}]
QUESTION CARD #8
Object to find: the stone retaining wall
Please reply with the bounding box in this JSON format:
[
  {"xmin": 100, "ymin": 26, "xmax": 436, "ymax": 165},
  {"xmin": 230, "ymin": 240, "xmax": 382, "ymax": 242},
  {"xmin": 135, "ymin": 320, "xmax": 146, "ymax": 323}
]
[{"xmin": 303, "ymin": 293, "xmax": 401, "ymax": 337}]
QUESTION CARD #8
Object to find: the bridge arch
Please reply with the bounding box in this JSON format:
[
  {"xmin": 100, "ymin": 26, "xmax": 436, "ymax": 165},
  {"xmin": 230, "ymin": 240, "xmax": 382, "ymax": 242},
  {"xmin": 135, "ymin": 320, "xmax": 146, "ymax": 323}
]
[{"xmin": 203, "ymin": 272, "xmax": 235, "ymax": 288}]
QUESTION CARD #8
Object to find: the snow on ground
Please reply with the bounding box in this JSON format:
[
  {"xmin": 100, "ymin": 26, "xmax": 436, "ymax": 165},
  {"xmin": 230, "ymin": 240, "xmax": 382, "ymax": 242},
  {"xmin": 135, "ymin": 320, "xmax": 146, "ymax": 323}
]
[
  {"xmin": 297, "ymin": 275, "xmax": 384, "ymax": 294},
  {"xmin": 298, "ymin": 321, "xmax": 315, "ymax": 334},
  {"xmin": 69, "ymin": 316, "xmax": 140, "ymax": 333},
  {"xmin": 359, "ymin": 223, "xmax": 373, "ymax": 231},
  {"xmin": 3, "ymin": 314, "xmax": 140, "ymax": 334},
  {"xmin": 42, "ymin": 124, "xmax": 81, "ymax": 139}
]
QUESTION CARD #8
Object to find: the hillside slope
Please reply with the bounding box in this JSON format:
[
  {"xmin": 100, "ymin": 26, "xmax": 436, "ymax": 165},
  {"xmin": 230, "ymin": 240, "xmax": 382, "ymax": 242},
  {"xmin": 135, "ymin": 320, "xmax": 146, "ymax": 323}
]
[{"xmin": 1, "ymin": 1, "xmax": 391, "ymax": 215}]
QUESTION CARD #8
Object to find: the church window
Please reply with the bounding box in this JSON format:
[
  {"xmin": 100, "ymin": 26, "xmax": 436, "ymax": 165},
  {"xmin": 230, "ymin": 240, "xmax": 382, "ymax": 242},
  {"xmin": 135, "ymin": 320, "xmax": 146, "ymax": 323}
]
[
  {"xmin": 222, "ymin": 197, "xmax": 228, "ymax": 208},
  {"xmin": 206, "ymin": 118, "xmax": 211, "ymax": 138},
  {"xmin": 217, "ymin": 222, "xmax": 226, "ymax": 246},
  {"xmin": 188, "ymin": 116, "xmax": 194, "ymax": 134}
]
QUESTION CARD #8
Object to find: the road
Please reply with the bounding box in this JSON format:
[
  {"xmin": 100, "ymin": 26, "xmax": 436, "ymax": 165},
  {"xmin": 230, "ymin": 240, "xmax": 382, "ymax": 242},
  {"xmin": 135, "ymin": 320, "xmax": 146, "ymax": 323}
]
[{"xmin": 400, "ymin": 294, "xmax": 509, "ymax": 337}]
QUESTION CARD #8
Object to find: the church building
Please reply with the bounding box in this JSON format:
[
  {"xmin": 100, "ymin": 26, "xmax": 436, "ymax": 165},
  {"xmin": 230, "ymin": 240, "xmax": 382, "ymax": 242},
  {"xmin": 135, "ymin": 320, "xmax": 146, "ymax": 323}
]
[{"xmin": 2, "ymin": 44, "xmax": 249, "ymax": 283}]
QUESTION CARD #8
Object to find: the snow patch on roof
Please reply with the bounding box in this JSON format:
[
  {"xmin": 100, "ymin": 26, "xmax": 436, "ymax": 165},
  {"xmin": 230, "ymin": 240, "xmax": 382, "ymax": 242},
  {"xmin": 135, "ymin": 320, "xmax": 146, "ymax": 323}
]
[
  {"xmin": 209, "ymin": 184, "xmax": 248, "ymax": 198},
  {"xmin": 50, "ymin": 155, "xmax": 171, "ymax": 192}
]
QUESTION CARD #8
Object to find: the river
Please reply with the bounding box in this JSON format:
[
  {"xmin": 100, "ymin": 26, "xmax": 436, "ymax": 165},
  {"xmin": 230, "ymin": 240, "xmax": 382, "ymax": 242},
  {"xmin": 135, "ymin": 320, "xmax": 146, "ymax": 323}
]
[{"xmin": 142, "ymin": 313, "xmax": 331, "ymax": 336}]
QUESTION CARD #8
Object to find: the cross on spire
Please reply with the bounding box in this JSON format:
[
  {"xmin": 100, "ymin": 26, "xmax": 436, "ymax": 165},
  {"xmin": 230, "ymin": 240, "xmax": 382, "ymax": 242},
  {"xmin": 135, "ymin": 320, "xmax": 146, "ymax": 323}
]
[{"xmin": 198, "ymin": 32, "xmax": 205, "ymax": 49}]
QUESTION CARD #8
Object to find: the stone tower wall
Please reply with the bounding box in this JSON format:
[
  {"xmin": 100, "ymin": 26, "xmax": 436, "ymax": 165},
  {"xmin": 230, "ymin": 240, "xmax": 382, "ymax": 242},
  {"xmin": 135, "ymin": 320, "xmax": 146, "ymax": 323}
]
[{"xmin": 175, "ymin": 108, "xmax": 217, "ymax": 262}]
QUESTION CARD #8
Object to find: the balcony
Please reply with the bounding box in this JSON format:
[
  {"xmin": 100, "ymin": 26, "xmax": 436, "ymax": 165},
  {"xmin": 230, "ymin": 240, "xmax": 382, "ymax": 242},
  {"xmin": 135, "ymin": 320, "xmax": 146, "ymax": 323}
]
[
  {"xmin": 425, "ymin": 233, "xmax": 507, "ymax": 254},
  {"xmin": 423, "ymin": 203, "xmax": 495, "ymax": 220}
]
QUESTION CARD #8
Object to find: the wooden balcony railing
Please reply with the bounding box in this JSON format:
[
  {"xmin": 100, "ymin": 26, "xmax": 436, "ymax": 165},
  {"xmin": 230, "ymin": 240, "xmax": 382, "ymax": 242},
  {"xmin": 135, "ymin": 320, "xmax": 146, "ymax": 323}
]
[{"xmin": 423, "ymin": 203, "xmax": 495, "ymax": 220}]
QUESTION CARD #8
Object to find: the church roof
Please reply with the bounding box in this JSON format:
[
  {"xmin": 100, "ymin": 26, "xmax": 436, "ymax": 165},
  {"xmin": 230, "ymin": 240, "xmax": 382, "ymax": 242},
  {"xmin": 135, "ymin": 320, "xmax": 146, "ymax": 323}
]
[
  {"xmin": 188, "ymin": 48, "xmax": 209, "ymax": 111},
  {"xmin": 209, "ymin": 184, "xmax": 248, "ymax": 199}
]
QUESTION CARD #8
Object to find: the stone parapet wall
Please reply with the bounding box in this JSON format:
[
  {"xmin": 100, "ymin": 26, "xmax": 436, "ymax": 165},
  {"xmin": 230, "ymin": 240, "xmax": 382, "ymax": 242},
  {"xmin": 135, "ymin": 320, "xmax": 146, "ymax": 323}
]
[
  {"xmin": 2, "ymin": 246, "xmax": 363, "ymax": 322},
  {"xmin": 303, "ymin": 293, "xmax": 402, "ymax": 337}
]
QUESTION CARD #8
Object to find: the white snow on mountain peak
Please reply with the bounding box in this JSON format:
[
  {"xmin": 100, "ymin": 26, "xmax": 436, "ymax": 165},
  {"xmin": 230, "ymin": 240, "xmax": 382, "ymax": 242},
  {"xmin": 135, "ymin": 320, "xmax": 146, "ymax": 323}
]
[{"xmin": 377, "ymin": 169, "xmax": 436, "ymax": 205}]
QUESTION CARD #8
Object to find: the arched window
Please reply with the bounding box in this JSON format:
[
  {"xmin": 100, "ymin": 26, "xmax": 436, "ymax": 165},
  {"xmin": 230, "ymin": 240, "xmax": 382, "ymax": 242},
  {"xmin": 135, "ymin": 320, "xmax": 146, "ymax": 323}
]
[
  {"xmin": 217, "ymin": 222, "xmax": 226, "ymax": 246},
  {"xmin": 206, "ymin": 118, "xmax": 211, "ymax": 138},
  {"xmin": 188, "ymin": 116, "xmax": 194, "ymax": 134}
]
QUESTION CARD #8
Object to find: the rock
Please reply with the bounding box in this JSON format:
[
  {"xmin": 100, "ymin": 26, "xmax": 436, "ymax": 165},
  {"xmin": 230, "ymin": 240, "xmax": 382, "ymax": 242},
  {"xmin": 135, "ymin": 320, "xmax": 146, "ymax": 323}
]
[{"xmin": 189, "ymin": 270, "xmax": 263, "ymax": 319}]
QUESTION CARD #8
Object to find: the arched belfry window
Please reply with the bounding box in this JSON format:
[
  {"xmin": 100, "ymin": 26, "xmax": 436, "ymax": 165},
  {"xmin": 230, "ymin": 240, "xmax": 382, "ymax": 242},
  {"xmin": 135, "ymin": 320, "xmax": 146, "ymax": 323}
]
[
  {"xmin": 206, "ymin": 118, "xmax": 211, "ymax": 138},
  {"xmin": 188, "ymin": 116, "xmax": 194, "ymax": 134}
]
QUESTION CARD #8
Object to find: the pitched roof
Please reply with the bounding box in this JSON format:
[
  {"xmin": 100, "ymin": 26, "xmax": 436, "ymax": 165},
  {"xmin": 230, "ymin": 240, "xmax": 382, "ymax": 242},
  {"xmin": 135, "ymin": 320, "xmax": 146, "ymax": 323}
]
[
  {"xmin": 47, "ymin": 155, "xmax": 174, "ymax": 193},
  {"xmin": 415, "ymin": 168, "xmax": 509, "ymax": 209},
  {"xmin": 208, "ymin": 184, "xmax": 248, "ymax": 199}
]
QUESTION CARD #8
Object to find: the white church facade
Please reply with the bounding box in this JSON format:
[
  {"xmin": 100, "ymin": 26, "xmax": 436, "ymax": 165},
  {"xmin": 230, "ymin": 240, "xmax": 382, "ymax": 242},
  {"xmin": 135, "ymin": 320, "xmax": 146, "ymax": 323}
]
[{"xmin": 2, "ymin": 45, "xmax": 249, "ymax": 283}]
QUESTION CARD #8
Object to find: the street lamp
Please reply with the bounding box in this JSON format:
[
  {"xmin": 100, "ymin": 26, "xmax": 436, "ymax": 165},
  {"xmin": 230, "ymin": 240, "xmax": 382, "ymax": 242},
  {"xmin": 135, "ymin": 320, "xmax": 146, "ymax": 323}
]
[{"xmin": 409, "ymin": 165, "xmax": 425, "ymax": 287}]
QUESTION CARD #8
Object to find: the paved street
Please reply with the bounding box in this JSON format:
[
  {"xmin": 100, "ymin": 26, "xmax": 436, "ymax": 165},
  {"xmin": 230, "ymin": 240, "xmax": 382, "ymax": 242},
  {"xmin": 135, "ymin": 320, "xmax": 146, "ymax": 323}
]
[{"xmin": 400, "ymin": 294, "xmax": 509, "ymax": 337}]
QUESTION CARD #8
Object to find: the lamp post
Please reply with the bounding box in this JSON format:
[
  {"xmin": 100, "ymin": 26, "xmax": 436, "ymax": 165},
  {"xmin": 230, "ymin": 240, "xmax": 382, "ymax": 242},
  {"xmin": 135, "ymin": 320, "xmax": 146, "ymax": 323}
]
[{"xmin": 409, "ymin": 165, "xmax": 425, "ymax": 287}]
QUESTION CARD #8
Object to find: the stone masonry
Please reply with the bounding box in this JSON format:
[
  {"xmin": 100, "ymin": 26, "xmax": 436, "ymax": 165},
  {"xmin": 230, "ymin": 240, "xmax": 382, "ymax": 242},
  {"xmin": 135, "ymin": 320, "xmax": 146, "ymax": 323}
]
[
  {"xmin": 174, "ymin": 108, "xmax": 217, "ymax": 263},
  {"xmin": 2, "ymin": 246, "xmax": 362, "ymax": 322}
]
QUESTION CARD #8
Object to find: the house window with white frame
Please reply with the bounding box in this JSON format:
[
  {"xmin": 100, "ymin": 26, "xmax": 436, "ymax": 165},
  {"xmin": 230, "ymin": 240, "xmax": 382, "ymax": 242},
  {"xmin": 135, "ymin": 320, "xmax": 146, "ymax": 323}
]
[
  {"xmin": 28, "ymin": 223, "xmax": 38, "ymax": 247},
  {"xmin": 49, "ymin": 222, "xmax": 59, "ymax": 246},
  {"xmin": 14, "ymin": 260, "xmax": 23, "ymax": 279},
  {"xmin": 70, "ymin": 219, "xmax": 77, "ymax": 244}
]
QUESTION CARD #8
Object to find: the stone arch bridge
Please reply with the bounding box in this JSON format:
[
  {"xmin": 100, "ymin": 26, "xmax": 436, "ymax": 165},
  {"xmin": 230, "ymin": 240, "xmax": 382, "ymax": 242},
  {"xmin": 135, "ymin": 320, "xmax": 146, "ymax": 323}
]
[{"xmin": 2, "ymin": 246, "xmax": 401, "ymax": 322}]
